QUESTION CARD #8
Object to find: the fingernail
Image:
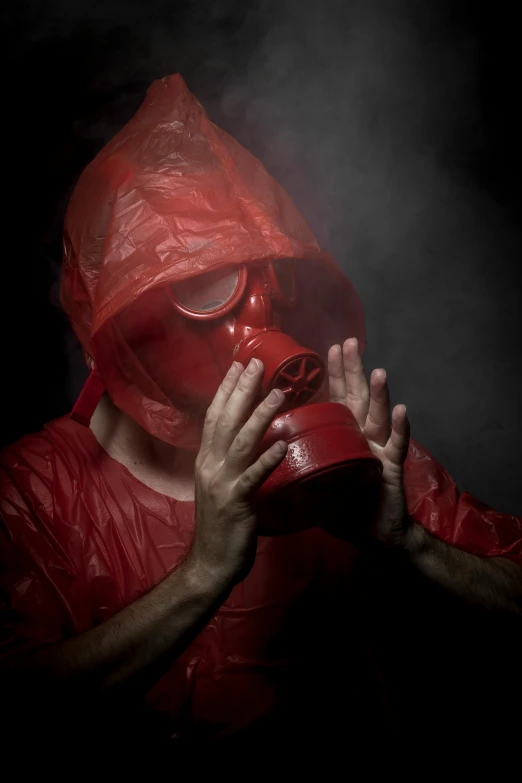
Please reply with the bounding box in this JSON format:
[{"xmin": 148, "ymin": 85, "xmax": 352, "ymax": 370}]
[
  {"xmin": 246, "ymin": 358, "xmax": 259, "ymax": 375},
  {"xmin": 267, "ymin": 388, "xmax": 284, "ymax": 405},
  {"xmin": 228, "ymin": 361, "xmax": 241, "ymax": 375}
]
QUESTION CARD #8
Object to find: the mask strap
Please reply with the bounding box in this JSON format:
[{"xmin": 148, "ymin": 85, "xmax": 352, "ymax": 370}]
[{"xmin": 71, "ymin": 367, "xmax": 105, "ymax": 427}]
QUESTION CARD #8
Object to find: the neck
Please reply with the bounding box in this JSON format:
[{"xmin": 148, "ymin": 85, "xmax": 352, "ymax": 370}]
[{"xmin": 90, "ymin": 394, "xmax": 197, "ymax": 501}]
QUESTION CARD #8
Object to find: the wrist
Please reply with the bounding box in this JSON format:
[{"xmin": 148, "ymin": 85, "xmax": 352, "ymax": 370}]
[
  {"xmin": 364, "ymin": 514, "xmax": 417, "ymax": 563},
  {"xmin": 182, "ymin": 549, "xmax": 236, "ymax": 598},
  {"xmin": 401, "ymin": 519, "xmax": 431, "ymax": 561}
]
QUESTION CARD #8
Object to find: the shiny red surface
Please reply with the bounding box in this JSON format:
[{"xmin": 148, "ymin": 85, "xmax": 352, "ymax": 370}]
[
  {"xmin": 59, "ymin": 71, "xmax": 522, "ymax": 561},
  {"xmin": 0, "ymin": 417, "xmax": 358, "ymax": 736},
  {"xmin": 115, "ymin": 264, "xmax": 326, "ymax": 423},
  {"xmin": 61, "ymin": 74, "xmax": 366, "ymax": 449},
  {"xmin": 257, "ymin": 402, "xmax": 382, "ymax": 534},
  {"xmin": 1, "ymin": 417, "xmax": 521, "ymax": 740},
  {"xmin": 1, "ymin": 73, "xmax": 521, "ymax": 744}
]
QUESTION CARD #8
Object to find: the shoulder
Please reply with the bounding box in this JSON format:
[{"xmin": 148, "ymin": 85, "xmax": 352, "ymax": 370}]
[
  {"xmin": 0, "ymin": 418, "xmax": 100, "ymax": 639},
  {"xmin": 0, "ymin": 416, "xmax": 96, "ymax": 541},
  {"xmin": 1, "ymin": 414, "xmax": 89, "ymax": 472},
  {"xmin": 1, "ymin": 416, "xmax": 95, "ymax": 499}
]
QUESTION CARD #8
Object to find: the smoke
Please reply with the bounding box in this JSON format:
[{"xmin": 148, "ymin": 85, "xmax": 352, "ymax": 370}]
[
  {"xmin": 3, "ymin": 0, "xmax": 521, "ymax": 511},
  {"xmin": 202, "ymin": 0, "xmax": 522, "ymax": 513}
]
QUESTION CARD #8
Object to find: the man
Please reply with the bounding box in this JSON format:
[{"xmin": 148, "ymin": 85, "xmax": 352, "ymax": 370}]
[{"xmin": 1, "ymin": 74, "xmax": 521, "ymax": 764}]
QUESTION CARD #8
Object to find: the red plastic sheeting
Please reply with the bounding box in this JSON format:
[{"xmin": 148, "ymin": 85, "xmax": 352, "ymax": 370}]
[
  {"xmin": 58, "ymin": 72, "xmax": 522, "ymax": 560},
  {"xmin": 0, "ymin": 417, "xmax": 360, "ymax": 735},
  {"xmin": 1, "ymin": 73, "xmax": 521, "ymax": 739},
  {"xmin": 61, "ymin": 74, "xmax": 366, "ymax": 449},
  {"xmin": 405, "ymin": 439, "xmax": 522, "ymax": 562},
  {"xmin": 1, "ymin": 418, "xmax": 521, "ymax": 738}
]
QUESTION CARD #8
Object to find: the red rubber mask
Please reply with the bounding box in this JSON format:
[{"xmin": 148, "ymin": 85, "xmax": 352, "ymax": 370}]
[{"xmin": 116, "ymin": 260, "xmax": 325, "ymax": 416}]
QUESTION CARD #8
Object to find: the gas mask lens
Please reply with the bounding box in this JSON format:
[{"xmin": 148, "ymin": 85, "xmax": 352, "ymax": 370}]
[
  {"xmin": 172, "ymin": 266, "xmax": 241, "ymax": 315},
  {"xmin": 170, "ymin": 259, "xmax": 295, "ymax": 319}
]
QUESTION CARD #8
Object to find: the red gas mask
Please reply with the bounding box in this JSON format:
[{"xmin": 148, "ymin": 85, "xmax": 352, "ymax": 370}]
[
  {"xmin": 114, "ymin": 260, "xmax": 382, "ymax": 534},
  {"xmin": 62, "ymin": 75, "xmax": 383, "ymax": 536}
]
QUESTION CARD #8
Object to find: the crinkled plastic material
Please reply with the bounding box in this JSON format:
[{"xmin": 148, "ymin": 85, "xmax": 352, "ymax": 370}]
[
  {"xmin": 61, "ymin": 73, "xmax": 366, "ymax": 448},
  {"xmin": 57, "ymin": 72, "xmax": 522, "ymax": 560},
  {"xmin": 405, "ymin": 440, "xmax": 522, "ymax": 562},
  {"xmin": 1, "ymin": 417, "xmax": 521, "ymax": 739},
  {"xmin": 0, "ymin": 417, "xmax": 361, "ymax": 736},
  {"xmin": 1, "ymin": 73, "xmax": 521, "ymax": 740}
]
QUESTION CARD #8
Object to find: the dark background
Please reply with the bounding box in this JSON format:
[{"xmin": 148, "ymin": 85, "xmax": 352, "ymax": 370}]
[
  {"xmin": 1, "ymin": 0, "xmax": 521, "ymax": 520},
  {"xmin": 1, "ymin": 0, "xmax": 521, "ymax": 766}
]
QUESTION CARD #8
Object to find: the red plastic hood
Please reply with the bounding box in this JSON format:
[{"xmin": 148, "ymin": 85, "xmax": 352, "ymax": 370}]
[{"xmin": 60, "ymin": 74, "xmax": 365, "ymax": 447}]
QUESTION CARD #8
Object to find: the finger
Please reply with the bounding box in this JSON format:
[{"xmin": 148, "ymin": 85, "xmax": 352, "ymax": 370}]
[
  {"xmin": 383, "ymin": 404, "xmax": 410, "ymax": 468},
  {"xmin": 224, "ymin": 387, "xmax": 286, "ymax": 475},
  {"xmin": 341, "ymin": 337, "xmax": 370, "ymax": 428},
  {"xmin": 198, "ymin": 361, "xmax": 244, "ymax": 460},
  {"xmin": 364, "ymin": 368, "xmax": 391, "ymax": 447},
  {"xmin": 235, "ymin": 440, "xmax": 288, "ymax": 500},
  {"xmin": 210, "ymin": 358, "xmax": 265, "ymax": 461},
  {"xmin": 328, "ymin": 344, "xmax": 346, "ymax": 403}
]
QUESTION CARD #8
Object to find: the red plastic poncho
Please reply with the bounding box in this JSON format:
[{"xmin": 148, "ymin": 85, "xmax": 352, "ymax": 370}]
[{"xmin": 1, "ymin": 74, "xmax": 521, "ymax": 742}]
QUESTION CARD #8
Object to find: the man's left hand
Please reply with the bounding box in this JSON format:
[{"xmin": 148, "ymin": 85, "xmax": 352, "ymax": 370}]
[{"xmin": 327, "ymin": 338, "xmax": 410, "ymax": 549}]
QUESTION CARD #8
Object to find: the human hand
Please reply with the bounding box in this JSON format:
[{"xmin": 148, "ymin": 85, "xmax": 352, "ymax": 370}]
[
  {"xmin": 189, "ymin": 359, "xmax": 287, "ymax": 587},
  {"xmin": 327, "ymin": 338, "xmax": 410, "ymax": 549}
]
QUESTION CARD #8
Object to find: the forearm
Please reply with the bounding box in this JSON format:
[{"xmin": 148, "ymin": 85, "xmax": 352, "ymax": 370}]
[
  {"xmin": 16, "ymin": 553, "xmax": 231, "ymax": 695},
  {"xmin": 403, "ymin": 521, "xmax": 522, "ymax": 615}
]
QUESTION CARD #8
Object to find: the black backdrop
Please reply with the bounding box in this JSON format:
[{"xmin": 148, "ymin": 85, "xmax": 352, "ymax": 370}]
[
  {"xmin": 1, "ymin": 0, "xmax": 521, "ymax": 517},
  {"xmin": 0, "ymin": 0, "xmax": 521, "ymax": 768}
]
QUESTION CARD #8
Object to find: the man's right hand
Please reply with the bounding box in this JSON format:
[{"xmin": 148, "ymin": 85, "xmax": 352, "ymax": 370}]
[{"xmin": 189, "ymin": 359, "xmax": 288, "ymax": 588}]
